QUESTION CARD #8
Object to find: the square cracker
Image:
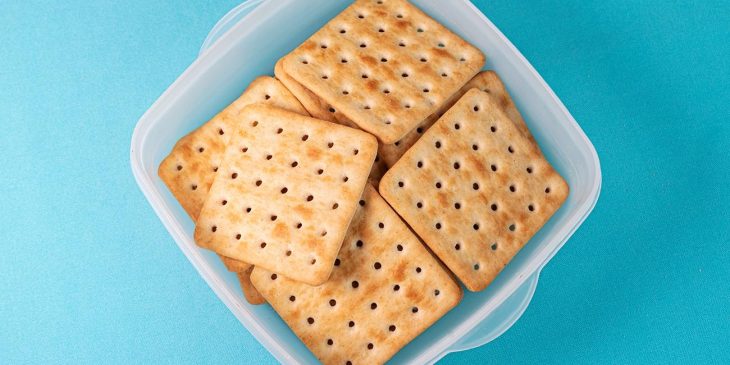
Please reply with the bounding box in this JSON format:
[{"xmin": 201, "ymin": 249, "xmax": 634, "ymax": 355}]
[
  {"xmin": 238, "ymin": 266, "xmax": 266, "ymax": 305},
  {"xmin": 251, "ymin": 185, "xmax": 461, "ymax": 365},
  {"xmin": 282, "ymin": 0, "xmax": 485, "ymax": 144},
  {"xmin": 158, "ymin": 76, "xmax": 308, "ymax": 220},
  {"xmin": 220, "ymin": 255, "xmax": 251, "ymax": 273},
  {"xmin": 380, "ymin": 70, "xmax": 534, "ymax": 167},
  {"xmin": 194, "ymin": 104, "xmax": 378, "ymax": 285},
  {"xmin": 379, "ymin": 89, "xmax": 569, "ymax": 291}
]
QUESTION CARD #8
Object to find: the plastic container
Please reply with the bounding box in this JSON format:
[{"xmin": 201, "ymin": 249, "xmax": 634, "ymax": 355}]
[{"xmin": 130, "ymin": 1, "xmax": 601, "ymax": 363}]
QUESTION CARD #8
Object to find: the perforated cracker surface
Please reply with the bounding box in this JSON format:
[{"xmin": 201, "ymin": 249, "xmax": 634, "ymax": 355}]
[
  {"xmin": 282, "ymin": 0, "xmax": 485, "ymax": 144},
  {"xmin": 238, "ymin": 266, "xmax": 266, "ymax": 305},
  {"xmin": 380, "ymin": 70, "xmax": 532, "ymax": 167},
  {"xmin": 251, "ymin": 185, "xmax": 461, "ymax": 365},
  {"xmin": 194, "ymin": 104, "xmax": 378, "ymax": 285},
  {"xmin": 158, "ymin": 76, "xmax": 308, "ymax": 220},
  {"xmin": 380, "ymin": 89, "xmax": 568, "ymax": 291}
]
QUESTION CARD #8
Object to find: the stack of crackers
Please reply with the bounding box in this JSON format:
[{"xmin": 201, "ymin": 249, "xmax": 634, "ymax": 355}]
[{"xmin": 158, "ymin": 1, "xmax": 568, "ymax": 363}]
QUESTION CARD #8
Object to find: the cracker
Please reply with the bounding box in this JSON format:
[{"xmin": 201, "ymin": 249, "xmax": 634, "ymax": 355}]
[
  {"xmin": 251, "ymin": 185, "xmax": 461, "ymax": 365},
  {"xmin": 282, "ymin": 0, "xmax": 485, "ymax": 144},
  {"xmin": 220, "ymin": 254, "xmax": 251, "ymax": 273},
  {"xmin": 276, "ymin": 59, "xmax": 338, "ymax": 123},
  {"xmin": 194, "ymin": 104, "xmax": 378, "ymax": 285},
  {"xmin": 380, "ymin": 70, "xmax": 532, "ymax": 167},
  {"xmin": 158, "ymin": 76, "xmax": 308, "ymax": 220},
  {"xmin": 379, "ymin": 89, "xmax": 569, "ymax": 291},
  {"xmin": 238, "ymin": 266, "xmax": 266, "ymax": 305}
]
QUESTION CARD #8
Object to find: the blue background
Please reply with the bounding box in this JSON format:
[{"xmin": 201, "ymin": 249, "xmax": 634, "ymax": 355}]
[{"xmin": 1, "ymin": 0, "xmax": 728, "ymax": 363}]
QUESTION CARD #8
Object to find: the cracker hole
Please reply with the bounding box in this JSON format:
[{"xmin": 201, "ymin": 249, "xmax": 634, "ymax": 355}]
[
  {"xmin": 301, "ymin": 60, "xmax": 308, "ymax": 65},
  {"xmin": 416, "ymin": 201, "xmax": 423, "ymax": 209},
  {"xmin": 472, "ymin": 182, "xmax": 479, "ymax": 190},
  {"xmin": 473, "ymin": 263, "xmax": 480, "ymax": 270},
  {"xmin": 266, "ymin": 154, "xmax": 273, "ymax": 160},
  {"xmin": 342, "ymin": 90, "xmax": 349, "ymax": 95},
  {"xmin": 280, "ymin": 187, "xmax": 288, "ymax": 194},
  {"xmin": 270, "ymin": 215, "xmax": 277, "ymax": 221},
  {"xmin": 241, "ymin": 147, "xmax": 248, "ymax": 153},
  {"xmin": 435, "ymin": 182, "xmax": 442, "ymax": 189},
  {"xmin": 472, "ymin": 144, "xmax": 479, "ymax": 151},
  {"xmin": 398, "ymin": 181, "xmax": 404, "ymax": 187},
  {"xmin": 296, "ymin": 222, "xmax": 302, "ymax": 229},
  {"xmin": 389, "ymin": 325, "xmax": 396, "ymax": 332},
  {"xmin": 379, "ymin": 28, "xmax": 385, "ymax": 33},
  {"xmin": 454, "ymin": 243, "xmax": 461, "ymax": 250},
  {"xmin": 332, "ymin": 203, "xmax": 339, "ymax": 210},
  {"xmin": 286, "ymin": 250, "xmax": 292, "ymax": 256},
  {"xmin": 412, "ymin": 307, "xmax": 419, "ymax": 313},
  {"xmin": 346, "ymin": 361, "xmax": 352, "ymax": 365},
  {"xmin": 397, "ymin": 244, "xmax": 404, "ymax": 251},
  {"xmin": 311, "ymin": 258, "xmax": 318, "ymax": 264},
  {"xmin": 302, "ymin": 134, "xmax": 309, "ymax": 141},
  {"xmin": 321, "ymin": 75, "xmax": 328, "ymax": 79},
  {"xmin": 359, "ymin": 199, "xmax": 366, "ymax": 206},
  {"xmin": 176, "ymin": 165, "xmax": 183, "ymax": 171},
  {"xmin": 434, "ymin": 289, "xmax": 440, "ymax": 296},
  {"xmin": 491, "ymin": 164, "xmax": 498, "ymax": 172},
  {"xmin": 509, "ymin": 224, "xmax": 517, "ymax": 232},
  {"xmin": 528, "ymin": 204, "xmax": 535, "ymax": 212},
  {"xmin": 328, "ymin": 142, "xmax": 334, "ymax": 148},
  {"xmin": 351, "ymin": 280, "xmax": 359, "ymax": 288},
  {"xmin": 246, "ymin": 207, "xmax": 252, "ymax": 213},
  {"xmin": 417, "ymin": 127, "xmax": 424, "ymax": 133},
  {"xmin": 396, "ymin": 14, "xmax": 403, "ymax": 18},
  {"xmin": 508, "ymin": 146, "xmax": 515, "ymax": 153},
  {"xmin": 353, "ymin": 149, "xmax": 359, "ymax": 155},
  {"xmin": 360, "ymin": 43, "xmax": 367, "ymax": 48},
  {"xmin": 198, "ymin": 147, "xmax": 205, "ymax": 153},
  {"xmin": 289, "ymin": 295, "xmax": 296, "ymax": 302},
  {"xmin": 435, "ymin": 222, "xmax": 442, "ymax": 230},
  {"xmin": 420, "ymin": 57, "xmax": 427, "ymax": 62},
  {"xmin": 395, "ymin": 141, "xmax": 401, "ymax": 146},
  {"xmin": 218, "ymin": 128, "xmax": 225, "ymax": 135},
  {"xmin": 368, "ymin": 343, "xmax": 374, "ymax": 350},
  {"xmin": 454, "ymin": 123, "xmax": 460, "ymax": 130},
  {"xmin": 221, "ymin": 200, "xmax": 227, "ymax": 206},
  {"xmin": 460, "ymin": 57, "xmax": 466, "ymax": 62},
  {"xmin": 317, "ymin": 168, "xmax": 324, "ymax": 175},
  {"xmin": 381, "ymin": 57, "xmax": 388, "ymax": 62},
  {"xmin": 545, "ymin": 187, "xmax": 552, "ymax": 194},
  {"xmin": 404, "ymin": 104, "xmax": 411, "ymax": 109},
  {"xmin": 393, "ymin": 284, "xmax": 400, "ymax": 291},
  {"xmin": 307, "ymin": 317, "xmax": 315, "ymax": 324},
  {"xmin": 191, "ymin": 184, "xmax": 198, "ymax": 191},
  {"xmin": 235, "ymin": 234, "xmax": 241, "ymax": 240},
  {"xmin": 526, "ymin": 167, "xmax": 533, "ymax": 174},
  {"xmin": 320, "ymin": 230, "xmax": 327, "ymax": 237},
  {"xmin": 441, "ymin": 72, "xmax": 448, "ymax": 77},
  {"xmin": 453, "ymin": 162, "xmax": 460, "ymax": 170},
  {"xmin": 454, "ymin": 202, "xmax": 461, "ymax": 209},
  {"xmin": 343, "ymin": 176, "xmax": 349, "ymax": 182},
  {"xmin": 491, "ymin": 243, "xmax": 498, "ymax": 251},
  {"xmin": 361, "ymin": 74, "xmax": 369, "ymax": 79},
  {"xmin": 438, "ymin": 42, "xmax": 445, "ymax": 48},
  {"xmin": 340, "ymin": 29, "xmax": 346, "ymax": 34},
  {"xmin": 383, "ymin": 88, "xmax": 390, "ymax": 94},
  {"xmin": 491, "ymin": 203, "xmax": 498, "ymax": 211},
  {"xmin": 327, "ymin": 339, "xmax": 334, "ymax": 346},
  {"xmin": 364, "ymin": 105, "xmax": 370, "ymax": 110},
  {"xmin": 401, "ymin": 72, "xmax": 409, "ymax": 78},
  {"xmin": 211, "ymin": 226, "xmax": 217, "ymax": 232},
  {"xmin": 264, "ymin": 94, "xmax": 270, "ymax": 100},
  {"xmin": 260, "ymin": 242, "xmax": 267, "ymax": 248},
  {"xmin": 231, "ymin": 172, "xmax": 238, "ymax": 179},
  {"xmin": 423, "ymin": 88, "xmax": 430, "ymax": 93},
  {"xmin": 417, "ymin": 161, "xmax": 423, "ymax": 168},
  {"xmin": 374, "ymin": 262, "xmax": 381, "ymax": 270},
  {"xmin": 320, "ymin": 44, "xmax": 327, "ymax": 49},
  {"xmin": 334, "ymin": 258, "xmax": 341, "ymax": 266},
  {"xmin": 417, "ymin": 27, "xmax": 424, "ymax": 32},
  {"xmin": 329, "ymin": 107, "xmax": 335, "ymax": 113},
  {"xmin": 348, "ymin": 321, "xmax": 355, "ymax": 327},
  {"xmin": 358, "ymin": 14, "xmax": 364, "ymax": 19},
  {"xmin": 270, "ymin": 273, "xmax": 277, "ymax": 280},
  {"xmin": 491, "ymin": 125, "xmax": 497, "ymax": 132},
  {"xmin": 416, "ymin": 267, "xmax": 422, "ymax": 273},
  {"xmin": 306, "ymin": 195, "xmax": 314, "ymax": 202},
  {"xmin": 371, "ymin": 302, "xmax": 377, "ymax": 310},
  {"xmin": 435, "ymin": 141, "xmax": 441, "ymax": 148},
  {"xmin": 473, "ymin": 223, "xmax": 480, "ymax": 231},
  {"xmin": 510, "ymin": 185, "xmax": 517, "ymax": 192},
  {"xmin": 276, "ymin": 128, "xmax": 283, "ymax": 134},
  {"xmin": 473, "ymin": 105, "xmax": 479, "ymax": 112},
  {"xmin": 378, "ymin": 222, "xmax": 385, "ymax": 229},
  {"xmin": 356, "ymin": 240, "xmax": 363, "ymax": 248}
]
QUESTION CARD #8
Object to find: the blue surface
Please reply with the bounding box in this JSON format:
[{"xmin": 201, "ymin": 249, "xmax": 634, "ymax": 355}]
[{"xmin": 1, "ymin": 0, "xmax": 728, "ymax": 363}]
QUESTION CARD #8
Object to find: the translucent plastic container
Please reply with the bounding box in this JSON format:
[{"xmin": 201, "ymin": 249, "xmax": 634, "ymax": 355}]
[{"xmin": 130, "ymin": 1, "xmax": 601, "ymax": 363}]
